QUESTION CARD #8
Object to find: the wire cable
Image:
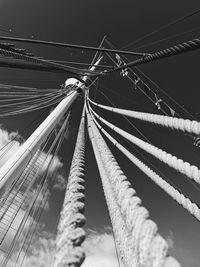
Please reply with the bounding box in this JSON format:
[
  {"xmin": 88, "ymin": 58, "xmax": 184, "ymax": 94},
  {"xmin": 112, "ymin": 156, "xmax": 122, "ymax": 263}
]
[{"xmin": 122, "ymin": 7, "xmax": 200, "ymax": 50}]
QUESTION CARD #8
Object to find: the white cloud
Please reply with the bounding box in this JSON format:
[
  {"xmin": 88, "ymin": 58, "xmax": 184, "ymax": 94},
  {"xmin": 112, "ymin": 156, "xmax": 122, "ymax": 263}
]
[
  {"xmin": 0, "ymin": 225, "xmax": 182, "ymax": 267},
  {"xmin": 164, "ymin": 257, "xmax": 182, "ymax": 267},
  {"xmin": 82, "ymin": 230, "xmax": 181, "ymax": 267},
  {"xmin": 0, "ymin": 127, "xmax": 65, "ymax": 263},
  {"xmin": 82, "ymin": 230, "xmax": 122, "ymax": 267},
  {"xmin": 0, "ymin": 128, "xmax": 22, "ymax": 167},
  {"xmin": 0, "ymin": 127, "xmax": 65, "ymax": 191},
  {"xmin": 19, "ymin": 231, "xmax": 55, "ymax": 267},
  {"xmin": 39, "ymin": 153, "xmax": 63, "ymax": 175},
  {"xmin": 52, "ymin": 173, "xmax": 67, "ymax": 190},
  {"xmin": 0, "ymin": 128, "xmax": 182, "ymax": 267},
  {"xmin": 0, "ymin": 227, "xmax": 56, "ymax": 267}
]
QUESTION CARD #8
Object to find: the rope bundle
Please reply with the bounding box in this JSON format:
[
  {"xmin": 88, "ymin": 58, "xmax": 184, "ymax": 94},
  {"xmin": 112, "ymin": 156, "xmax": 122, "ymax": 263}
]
[
  {"xmin": 86, "ymin": 106, "xmax": 179, "ymax": 267},
  {"xmin": 90, "ymin": 110, "xmax": 200, "ymax": 221},
  {"xmin": 88, "ymin": 98, "xmax": 200, "ymax": 136},
  {"xmin": 90, "ymin": 106, "xmax": 200, "ymax": 186}
]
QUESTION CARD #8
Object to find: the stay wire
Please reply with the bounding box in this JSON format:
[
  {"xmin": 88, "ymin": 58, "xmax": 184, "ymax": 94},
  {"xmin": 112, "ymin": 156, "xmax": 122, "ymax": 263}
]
[
  {"xmin": 0, "ymin": 36, "xmax": 147, "ymax": 57},
  {"xmin": 90, "ymin": 35, "xmax": 107, "ymax": 67},
  {"xmin": 3, "ymin": 114, "xmax": 68, "ymax": 267},
  {"xmin": 0, "ymin": 92, "xmax": 67, "ymax": 117},
  {"xmin": 18, "ymin": 122, "xmax": 67, "ymax": 267},
  {"xmin": 93, "ymin": 43, "xmax": 200, "ymax": 210},
  {"xmin": 104, "ymin": 50, "xmax": 170, "ymax": 116},
  {"xmin": 133, "ymin": 26, "xmax": 200, "ymax": 51},
  {"xmin": 0, "ymin": 91, "xmax": 61, "ymax": 108},
  {"xmin": 134, "ymin": 66, "xmax": 198, "ymax": 120},
  {"xmin": 49, "ymin": 59, "xmax": 113, "ymax": 69},
  {"xmin": 0, "ymin": 90, "xmax": 72, "ymax": 159},
  {"xmin": 122, "ymin": 7, "xmax": 200, "ymax": 50},
  {"xmin": 0, "ymin": 118, "xmax": 58, "ymax": 235},
  {"xmin": 92, "ymin": 89, "xmax": 152, "ymax": 144},
  {"xmin": 105, "ymin": 39, "xmax": 195, "ymax": 120},
  {"xmin": 89, "ymin": 101, "xmax": 200, "ymax": 199},
  {"xmin": 89, "ymin": 92, "xmax": 200, "ymax": 197}
]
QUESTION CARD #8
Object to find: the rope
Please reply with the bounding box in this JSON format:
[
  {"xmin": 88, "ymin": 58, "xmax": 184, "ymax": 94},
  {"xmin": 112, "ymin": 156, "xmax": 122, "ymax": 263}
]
[
  {"xmin": 104, "ymin": 36, "xmax": 200, "ymax": 74},
  {"xmin": 89, "ymin": 104, "xmax": 200, "ymax": 186},
  {"xmin": 87, "ymin": 104, "xmax": 131, "ymax": 266},
  {"xmin": 93, "ymin": 89, "xmax": 152, "ymax": 143},
  {"xmin": 49, "ymin": 59, "xmax": 113, "ymax": 69},
  {"xmin": 104, "ymin": 44, "xmax": 185, "ymax": 118},
  {"xmin": 105, "ymin": 40, "xmax": 200, "ymax": 148},
  {"xmin": 88, "ymin": 98, "xmax": 200, "ymax": 136},
  {"xmin": 87, "ymin": 107, "xmax": 137, "ymax": 266},
  {"xmin": 0, "ymin": 46, "xmax": 101, "ymax": 77},
  {"xmin": 54, "ymin": 105, "xmax": 86, "ymax": 267},
  {"xmin": 86, "ymin": 105, "xmax": 178, "ymax": 267},
  {"xmin": 90, "ymin": 111, "xmax": 200, "ymax": 221}
]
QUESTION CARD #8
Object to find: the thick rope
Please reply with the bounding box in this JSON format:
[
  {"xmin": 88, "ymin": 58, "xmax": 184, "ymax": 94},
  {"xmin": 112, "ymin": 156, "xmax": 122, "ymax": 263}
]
[
  {"xmin": 54, "ymin": 106, "xmax": 86, "ymax": 267},
  {"xmin": 89, "ymin": 105, "xmax": 200, "ymax": 185},
  {"xmin": 0, "ymin": 47, "xmax": 97, "ymax": 76},
  {"xmin": 86, "ymin": 105, "xmax": 176, "ymax": 267},
  {"xmin": 87, "ymin": 107, "xmax": 132, "ymax": 266},
  {"xmin": 90, "ymin": 111, "xmax": 200, "ymax": 221},
  {"xmin": 105, "ymin": 37, "xmax": 200, "ymax": 74},
  {"xmin": 88, "ymin": 98, "xmax": 200, "ymax": 136}
]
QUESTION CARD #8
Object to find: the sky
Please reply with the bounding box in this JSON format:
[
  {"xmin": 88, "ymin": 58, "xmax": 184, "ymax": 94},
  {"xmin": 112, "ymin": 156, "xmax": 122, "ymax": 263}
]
[{"xmin": 0, "ymin": 0, "xmax": 200, "ymax": 266}]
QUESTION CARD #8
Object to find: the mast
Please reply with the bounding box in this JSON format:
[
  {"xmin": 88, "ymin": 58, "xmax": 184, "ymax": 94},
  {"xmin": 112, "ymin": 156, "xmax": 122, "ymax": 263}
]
[{"xmin": 0, "ymin": 57, "xmax": 101, "ymax": 194}]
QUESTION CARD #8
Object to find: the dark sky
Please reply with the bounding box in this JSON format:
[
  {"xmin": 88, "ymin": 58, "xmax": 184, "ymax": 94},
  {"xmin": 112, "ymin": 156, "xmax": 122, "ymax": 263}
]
[{"xmin": 0, "ymin": 0, "xmax": 200, "ymax": 266}]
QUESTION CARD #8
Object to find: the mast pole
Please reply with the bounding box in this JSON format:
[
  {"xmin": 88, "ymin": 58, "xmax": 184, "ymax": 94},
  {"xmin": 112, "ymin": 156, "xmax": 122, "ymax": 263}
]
[{"xmin": 0, "ymin": 57, "xmax": 102, "ymax": 194}]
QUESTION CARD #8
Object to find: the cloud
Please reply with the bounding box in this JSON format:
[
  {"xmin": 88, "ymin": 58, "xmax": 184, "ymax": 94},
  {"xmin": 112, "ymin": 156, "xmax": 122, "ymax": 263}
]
[
  {"xmin": 3, "ymin": 228, "xmax": 120, "ymax": 267},
  {"xmin": 0, "ymin": 127, "xmax": 65, "ymax": 263},
  {"xmin": 164, "ymin": 257, "xmax": 182, "ymax": 267},
  {"xmin": 22, "ymin": 186, "xmax": 50, "ymax": 212},
  {"xmin": 0, "ymin": 224, "xmax": 182, "ymax": 267},
  {"xmin": 0, "ymin": 128, "xmax": 182, "ymax": 267},
  {"xmin": 1, "ymin": 227, "xmax": 56, "ymax": 267},
  {"xmin": 52, "ymin": 173, "xmax": 67, "ymax": 190},
  {"xmin": 0, "ymin": 126, "xmax": 65, "ymax": 191},
  {"xmin": 0, "ymin": 128, "xmax": 22, "ymax": 167},
  {"xmin": 82, "ymin": 229, "xmax": 181, "ymax": 267},
  {"xmin": 82, "ymin": 230, "xmax": 122, "ymax": 267},
  {"xmin": 19, "ymin": 230, "xmax": 55, "ymax": 267},
  {"xmin": 39, "ymin": 153, "xmax": 63, "ymax": 175}
]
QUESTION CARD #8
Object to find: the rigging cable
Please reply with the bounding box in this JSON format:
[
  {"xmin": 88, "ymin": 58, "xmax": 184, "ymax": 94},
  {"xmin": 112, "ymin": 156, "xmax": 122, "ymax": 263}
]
[
  {"xmin": 86, "ymin": 104, "xmax": 177, "ymax": 267},
  {"xmin": 89, "ymin": 105, "xmax": 200, "ymax": 221},
  {"xmin": 88, "ymin": 98, "xmax": 200, "ymax": 136},
  {"xmin": 90, "ymin": 89, "xmax": 152, "ymax": 144},
  {"xmin": 0, "ymin": 36, "xmax": 148, "ymax": 57},
  {"xmin": 89, "ymin": 105, "xmax": 200, "ymax": 186},
  {"xmin": 122, "ymin": 7, "xmax": 200, "ymax": 49},
  {"xmin": 104, "ymin": 36, "xmax": 200, "ymax": 74},
  {"xmin": 2, "ymin": 113, "xmax": 69, "ymax": 267},
  {"xmin": 133, "ymin": 26, "xmax": 200, "ymax": 51}
]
